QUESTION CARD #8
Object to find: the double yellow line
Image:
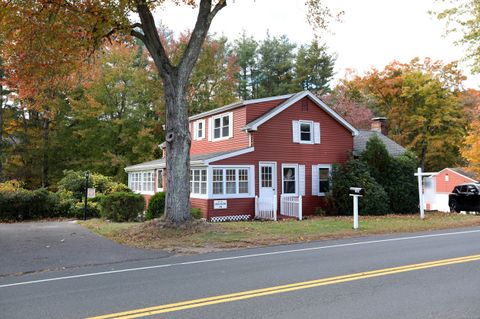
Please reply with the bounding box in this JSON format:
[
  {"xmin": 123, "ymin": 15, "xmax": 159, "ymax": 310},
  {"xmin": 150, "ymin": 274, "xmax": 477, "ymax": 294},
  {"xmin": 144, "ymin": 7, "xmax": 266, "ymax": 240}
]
[{"xmin": 87, "ymin": 254, "xmax": 480, "ymax": 319}]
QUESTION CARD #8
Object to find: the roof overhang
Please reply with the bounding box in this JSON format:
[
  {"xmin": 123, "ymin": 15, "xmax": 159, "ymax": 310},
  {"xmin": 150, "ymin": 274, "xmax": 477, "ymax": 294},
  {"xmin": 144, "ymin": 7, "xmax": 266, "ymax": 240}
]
[{"xmin": 242, "ymin": 91, "xmax": 359, "ymax": 136}]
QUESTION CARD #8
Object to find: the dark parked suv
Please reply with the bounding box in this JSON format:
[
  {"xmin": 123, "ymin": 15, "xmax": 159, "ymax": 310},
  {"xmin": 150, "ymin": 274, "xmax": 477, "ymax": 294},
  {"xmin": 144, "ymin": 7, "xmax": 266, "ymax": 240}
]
[{"xmin": 449, "ymin": 183, "xmax": 480, "ymax": 213}]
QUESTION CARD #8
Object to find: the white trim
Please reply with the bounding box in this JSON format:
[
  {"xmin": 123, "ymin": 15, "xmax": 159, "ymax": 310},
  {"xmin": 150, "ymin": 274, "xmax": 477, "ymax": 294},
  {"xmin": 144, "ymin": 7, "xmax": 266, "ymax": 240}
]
[
  {"xmin": 208, "ymin": 165, "xmax": 255, "ymax": 199},
  {"xmin": 205, "ymin": 147, "xmax": 255, "ymax": 164},
  {"xmin": 281, "ymin": 163, "xmax": 299, "ymax": 196},
  {"xmin": 298, "ymin": 120, "xmax": 314, "ymax": 144},
  {"xmin": 211, "ymin": 112, "xmax": 233, "ymax": 142},
  {"xmin": 315, "ymin": 164, "xmax": 333, "ymax": 196},
  {"xmin": 188, "ymin": 93, "xmax": 294, "ymax": 121},
  {"xmin": 246, "ymin": 91, "xmax": 358, "ymax": 136},
  {"xmin": 125, "ymin": 163, "xmax": 165, "ymax": 172}
]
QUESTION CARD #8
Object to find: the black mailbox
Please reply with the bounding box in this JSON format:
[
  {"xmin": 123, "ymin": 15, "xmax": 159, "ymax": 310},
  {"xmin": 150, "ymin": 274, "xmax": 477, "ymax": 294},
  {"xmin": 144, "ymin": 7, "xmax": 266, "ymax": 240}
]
[{"xmin": 349, "ymin": 187, "xmax": 364, "ymax": 196}]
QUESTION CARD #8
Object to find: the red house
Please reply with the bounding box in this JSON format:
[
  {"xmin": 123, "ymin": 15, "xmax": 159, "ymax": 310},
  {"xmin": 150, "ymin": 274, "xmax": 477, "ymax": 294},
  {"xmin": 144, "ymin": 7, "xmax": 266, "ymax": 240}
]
[{"xmin": 125, "ymin": 91, "xmax": 360, "ymax": 221}]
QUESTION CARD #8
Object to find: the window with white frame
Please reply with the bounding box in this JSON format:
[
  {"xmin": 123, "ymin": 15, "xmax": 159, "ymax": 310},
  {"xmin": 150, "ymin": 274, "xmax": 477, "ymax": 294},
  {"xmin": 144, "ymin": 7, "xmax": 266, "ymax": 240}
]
[
  {"xmin": 312, "ymin": 164, "xmax": 332, "ymax": 196},
  {"xmin": 300, "ymin": 121, "xmax": 313, "ymax": 143},
  {"xmin": 128, "ymin": 171, "xmax": 154, "ymax": 193},
  {"xmin": 190, "ymin": 169, "xmax": 207, "ymax": 195},
  {"xmin": 212, "ymin": 167, "xmax": 250, "ymax": 196},
  {"xmin": 194, "ymin": 119, "xmax": 205, "ymax": 140},
  {"xmin": 211, "ymin": 112, "xmax": 232, "ymax": 140},
  {"xmin": 282, "ymin": 165, "xmax": 297, "ymax": 195},
  {"xmin": 292, "ymin": 120, "xmax": 320, "ymax": 144},
  {"xmin": 157, "ymin": 169, "xmax": 164, "ymax": 191}
]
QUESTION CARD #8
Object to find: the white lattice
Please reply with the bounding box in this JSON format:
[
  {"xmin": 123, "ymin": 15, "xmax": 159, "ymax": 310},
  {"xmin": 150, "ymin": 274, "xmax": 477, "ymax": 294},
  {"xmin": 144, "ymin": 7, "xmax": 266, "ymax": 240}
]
[{"xmin": 210, "ymin": 215, "xmax": 251, "ymax": 222}]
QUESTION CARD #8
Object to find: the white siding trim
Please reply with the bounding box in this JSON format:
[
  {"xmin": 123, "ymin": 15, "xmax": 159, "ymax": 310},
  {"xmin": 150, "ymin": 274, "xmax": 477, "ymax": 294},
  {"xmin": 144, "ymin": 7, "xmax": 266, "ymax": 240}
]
[
  {"xmin": 205, "ymin": 147, "xmax": 255, "ymax": 164},
  {"xmin": 314, "ymin": 122, "xmax": 320, "ymax": 144},
  {"xmin": 311, "ymin": 165, "xmax": 318, "ymax": 196},
  {"xmin": 292, "ymin": 120, "xmax": 300, "ymax": 143},
  {"xmin": 299, "ymin": 165, "xmax": 305, "ymax": 196}
]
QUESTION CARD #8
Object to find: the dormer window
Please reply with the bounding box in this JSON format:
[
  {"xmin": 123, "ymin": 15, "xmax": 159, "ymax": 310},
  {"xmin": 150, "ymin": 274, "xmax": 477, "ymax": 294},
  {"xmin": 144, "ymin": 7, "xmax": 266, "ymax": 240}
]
[
  {"xmin": 209, "ymin": 112, "xmax": 233, "ymax": 141},
  {"xmin": 193, "ymin": 119, "xmax": 205, "ymax": 140}
]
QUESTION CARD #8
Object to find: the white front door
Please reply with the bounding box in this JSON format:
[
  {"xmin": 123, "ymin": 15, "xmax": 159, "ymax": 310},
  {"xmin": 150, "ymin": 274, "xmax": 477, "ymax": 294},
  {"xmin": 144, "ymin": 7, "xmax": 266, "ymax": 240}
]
[{"xmin": 259, "ymin": 162, "xmax": 277, "ymax": 211}]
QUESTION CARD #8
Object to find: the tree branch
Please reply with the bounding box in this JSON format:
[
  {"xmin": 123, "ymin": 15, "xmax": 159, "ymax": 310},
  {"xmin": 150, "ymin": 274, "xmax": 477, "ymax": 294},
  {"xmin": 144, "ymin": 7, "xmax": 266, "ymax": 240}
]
[
  {"xmin": 177, "ymin": 0, "xmax": 227, "ymax": 86},
  {"xmin": 135, "ymin": 1, "xmax": 174, "ymax": 78}
]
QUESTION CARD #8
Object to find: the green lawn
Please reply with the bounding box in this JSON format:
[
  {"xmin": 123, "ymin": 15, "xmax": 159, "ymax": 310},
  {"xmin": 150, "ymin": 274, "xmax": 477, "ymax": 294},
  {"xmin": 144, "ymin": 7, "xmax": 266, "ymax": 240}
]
[{"xmin": 79, "ymin": 212, "xmax": 480, "ymax": 254}]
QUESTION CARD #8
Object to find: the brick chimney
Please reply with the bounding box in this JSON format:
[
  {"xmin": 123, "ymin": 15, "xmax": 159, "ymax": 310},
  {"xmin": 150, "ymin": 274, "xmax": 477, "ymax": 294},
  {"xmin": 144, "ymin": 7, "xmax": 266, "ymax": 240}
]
[{"xmin": 371, "ymin": 117, "xmax": 388, "ymax": 135}]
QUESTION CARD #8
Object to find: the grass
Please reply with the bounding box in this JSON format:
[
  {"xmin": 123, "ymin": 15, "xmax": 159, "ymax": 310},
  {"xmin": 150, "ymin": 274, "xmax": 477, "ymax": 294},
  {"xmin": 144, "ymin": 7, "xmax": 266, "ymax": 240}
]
[{"xmin": 79, "ymin": 212, "xmax": 480, "ymax": 254}]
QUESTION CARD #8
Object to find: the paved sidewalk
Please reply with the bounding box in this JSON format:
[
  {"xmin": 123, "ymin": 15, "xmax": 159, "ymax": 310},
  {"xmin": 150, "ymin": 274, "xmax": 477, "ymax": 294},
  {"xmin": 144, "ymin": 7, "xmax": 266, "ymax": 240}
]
[{"xmin": 0, "ymin": 221, "xmax": 170, "ymax": 276}]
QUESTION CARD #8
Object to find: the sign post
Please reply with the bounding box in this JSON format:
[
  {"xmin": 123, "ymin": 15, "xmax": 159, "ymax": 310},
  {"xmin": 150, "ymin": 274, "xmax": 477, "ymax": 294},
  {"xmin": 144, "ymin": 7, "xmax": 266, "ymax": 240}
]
[
  {"xmin": 349, "ymin": 187, "xmax": 364, "ymax": 230},
  {"xmin": 84, "ymin": 171, "xmax": 90, "ymax": 221}
]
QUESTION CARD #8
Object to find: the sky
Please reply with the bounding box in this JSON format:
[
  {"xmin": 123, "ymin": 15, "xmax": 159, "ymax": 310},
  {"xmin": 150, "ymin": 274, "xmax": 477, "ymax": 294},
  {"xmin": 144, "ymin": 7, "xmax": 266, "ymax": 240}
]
[{"xmin": 156, "ymin": 0, "xmax": 480, "ymax": 89}]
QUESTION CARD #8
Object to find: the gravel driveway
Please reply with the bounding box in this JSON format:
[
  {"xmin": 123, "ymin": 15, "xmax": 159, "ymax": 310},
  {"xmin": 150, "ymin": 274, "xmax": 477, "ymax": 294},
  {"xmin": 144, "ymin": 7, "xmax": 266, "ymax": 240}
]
[{"xmin": 0, "ymin": 221, "xmax": 170, "ymax": 277}]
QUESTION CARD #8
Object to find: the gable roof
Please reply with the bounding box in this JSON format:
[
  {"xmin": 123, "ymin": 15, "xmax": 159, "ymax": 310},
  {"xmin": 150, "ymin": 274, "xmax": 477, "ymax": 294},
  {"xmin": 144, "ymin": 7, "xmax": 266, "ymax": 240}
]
[
  {"xmin": 188, "ymin": 93, "xmax": 294, "ymax": 121},
  {"xmin": 353, "ymin": 130, "xmax": 407, "ymax": 157},
  {"xmin": 242, "ymin": 91, "xmax": 359, "ymax": 136},
  {"xmin": 124, "ymin": 147, "xmax": 254, "ymax": 172},
  {"xmin": 436, "ymin": 168, "xmax": 478, "ymax": 182}
]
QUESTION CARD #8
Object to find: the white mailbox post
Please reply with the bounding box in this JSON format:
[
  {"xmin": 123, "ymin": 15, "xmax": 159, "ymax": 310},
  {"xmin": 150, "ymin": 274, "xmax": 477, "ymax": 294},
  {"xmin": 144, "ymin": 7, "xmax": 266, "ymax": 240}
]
[{"xmin": 349, "ymin": 187, "xmax": 364, "ymax": 230}]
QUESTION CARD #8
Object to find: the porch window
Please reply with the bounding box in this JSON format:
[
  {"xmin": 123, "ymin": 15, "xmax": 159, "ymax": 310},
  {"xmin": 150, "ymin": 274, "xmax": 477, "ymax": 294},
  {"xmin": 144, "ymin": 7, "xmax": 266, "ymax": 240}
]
[
  {"xmin": 213, "ymin": 169, "xmax": 224, "ymax": 194},
  {"xmin": 128, "ymin": 170, "xmax": 154, "ymax": 194},
  {"xmin": 283, "ymin": 165, "xmax": 297, "ymax": 195},
  {"xmin": 190, "ymin": 169, "xmax": 207, "ymax": 195},
  {"xmin": 157, "ymin": 169, "xmax": 164, "ymax": 191},
  {"xmin": 211, "ymin": 167, "xmax": 251, "ymax": 196}
]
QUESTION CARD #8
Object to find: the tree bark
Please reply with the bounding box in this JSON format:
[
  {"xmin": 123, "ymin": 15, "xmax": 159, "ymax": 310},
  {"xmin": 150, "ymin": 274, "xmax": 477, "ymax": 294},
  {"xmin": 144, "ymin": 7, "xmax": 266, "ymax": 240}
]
[{"xmin": 133, "ymin": 0, "xmax": 226, "ymax": 224}]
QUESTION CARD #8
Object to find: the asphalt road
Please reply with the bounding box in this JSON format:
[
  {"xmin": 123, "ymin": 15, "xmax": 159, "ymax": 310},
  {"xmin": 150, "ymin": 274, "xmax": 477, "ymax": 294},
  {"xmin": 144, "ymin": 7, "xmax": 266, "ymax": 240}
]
[{"xmin": 2, "ymin": 227, "xmax": 480, "ymax": 319}]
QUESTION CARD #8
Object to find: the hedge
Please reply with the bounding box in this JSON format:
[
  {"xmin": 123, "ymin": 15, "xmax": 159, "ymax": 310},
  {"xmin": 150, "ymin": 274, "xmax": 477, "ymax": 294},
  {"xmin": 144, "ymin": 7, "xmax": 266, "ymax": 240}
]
[
  {"xmin": 0, "ymin": 189, "xmax": 61, "ymax": 221},
  {"xmin": 98, "ymin": 192, "xmax": 145, "ymax": 222}
]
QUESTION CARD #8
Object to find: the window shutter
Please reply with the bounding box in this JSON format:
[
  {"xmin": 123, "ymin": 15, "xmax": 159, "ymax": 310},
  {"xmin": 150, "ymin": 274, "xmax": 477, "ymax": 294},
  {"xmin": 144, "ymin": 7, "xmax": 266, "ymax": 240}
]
[
  {"xmin": 199, "ymin": 119, "xmax": 205, "ymax": 139},
  {"xmin": 193, "ymin": 121, "xmax": 198, "ymax": 140},
  {"xmin": 314, "ymin": 122, "xmax": 320, "ymax": 144},
  {"xmin": 228, "ymin": 112, "xmax": 234, "ymax": 138},
  {"xmin": 299, "ymin": 165, "xmax": 305, "ymax": 196},
  {"xmin": 312, "ymin": 165, "xmax": 318, "ymax": 196},
  {"xmin": 208, "ymin": 117, "xmax": 213, "ymax": 141},
  {"xmin": 292, "ymin": 121, "xmax": 300, "ymax": 143}
]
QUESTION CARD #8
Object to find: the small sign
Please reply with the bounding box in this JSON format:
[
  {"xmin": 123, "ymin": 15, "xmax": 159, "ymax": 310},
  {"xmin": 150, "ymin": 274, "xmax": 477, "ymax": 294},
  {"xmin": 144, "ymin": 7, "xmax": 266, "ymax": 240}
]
[
  {"xmin": 87, "ymin": 188, "xmax": 96, "ymax": 198},
  {"xmin": 214, "ymin": 200, "xmax": 227, "ymax": 209}
]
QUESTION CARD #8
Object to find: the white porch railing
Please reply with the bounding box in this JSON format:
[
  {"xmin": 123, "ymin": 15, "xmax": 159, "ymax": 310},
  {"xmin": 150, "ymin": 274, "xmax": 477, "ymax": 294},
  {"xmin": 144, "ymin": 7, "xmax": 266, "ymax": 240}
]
[
  {"xmin": 280, "ymin": 195, "xmax": 303, "ymax": 220},
  {"xmin": 255, "ymin": 195, "xmax": 277, "ymax": 221}
]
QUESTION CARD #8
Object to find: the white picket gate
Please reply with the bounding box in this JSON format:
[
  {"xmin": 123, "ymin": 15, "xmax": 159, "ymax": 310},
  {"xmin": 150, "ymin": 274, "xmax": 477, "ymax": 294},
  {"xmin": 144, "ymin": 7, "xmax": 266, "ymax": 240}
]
[
  {"xmin": 280, "ymin": 195, "xmax": 303, "ymax": 220},
  {"xmin": 255, "ymin": 195, "xmax": 277, "ymax": 221}
]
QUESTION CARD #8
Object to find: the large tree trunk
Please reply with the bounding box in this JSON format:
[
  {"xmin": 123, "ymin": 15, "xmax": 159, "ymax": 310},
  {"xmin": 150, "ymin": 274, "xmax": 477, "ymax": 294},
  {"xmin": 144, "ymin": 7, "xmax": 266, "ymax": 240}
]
[
  {"xmin": 163, "ymin": 83, "xmax": 192, "ymax": 223},
  {"xmin": 134, "ymin": 0, "xmax": 226, "ymax": 225}
]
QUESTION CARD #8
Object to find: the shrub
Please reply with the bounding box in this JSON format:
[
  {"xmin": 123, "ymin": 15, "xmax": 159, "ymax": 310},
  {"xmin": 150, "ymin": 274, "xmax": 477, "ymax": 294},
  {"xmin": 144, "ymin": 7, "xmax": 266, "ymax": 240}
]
[
  {"xmin": 0, "ymin": 188, "xmax": 60, "ymax": 221},
  {"xmin": 71, "ymin": 201, "xmax": 101, "ymax": 219},
  {"xmin": 98, "ymin": 192, "xmax": 145, "ymax": 222},
  {"xmin": 145, "ymin": 192, "xmax": 165, "ymax": 220},
  {"xmin": 0, "ymin": 180, "xmax": 25, "ymax": 192},
  {"xmin": 58, "ymin": 170, "xmax": 129, "ymax": 201},
  {"xmin": 191, "ymin": 207, "xmax": 203, "ymax": 219},
  {"xmin": 331, "ymin": 160, "xmax": 389, "ymax": 215}
]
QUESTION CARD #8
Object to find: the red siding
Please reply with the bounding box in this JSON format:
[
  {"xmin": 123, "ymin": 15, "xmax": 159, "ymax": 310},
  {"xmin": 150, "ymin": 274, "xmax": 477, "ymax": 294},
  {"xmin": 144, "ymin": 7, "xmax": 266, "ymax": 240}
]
[
  {"xmin": 435, "ymin": 169, "xmax": 476, "ymax": 193},
  {"xmin": 190, "ymin": 107, "xmax": 250, "ymax": 155},
  {"xmin": 190, "ymin": 198, "xmax": 209, "ymax": 218},
  {"xmin": 211, "ymin": 96, "xmax": 353, "ymax": 216},
  {"xmin": 245, "ymin": 98, "xmax": 289, "ymax": 123}
]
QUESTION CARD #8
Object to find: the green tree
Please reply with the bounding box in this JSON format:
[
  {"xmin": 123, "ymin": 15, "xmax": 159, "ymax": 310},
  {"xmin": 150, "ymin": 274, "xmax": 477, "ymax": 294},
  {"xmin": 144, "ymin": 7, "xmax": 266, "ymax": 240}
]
[
  {"xmin": 257, "ymin": 34, "xmax": 296, "ymax": 97},
  {"xmin": 234, "ymin": 31, "xmax": 259, "ymax": 100},
  {"xmin": 361, "ymin": 135, "xmax": 391, "ymax": 186},
  {"xmin": 294, "ymin": 40, "xmax": 335, "ymax": 94}
]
